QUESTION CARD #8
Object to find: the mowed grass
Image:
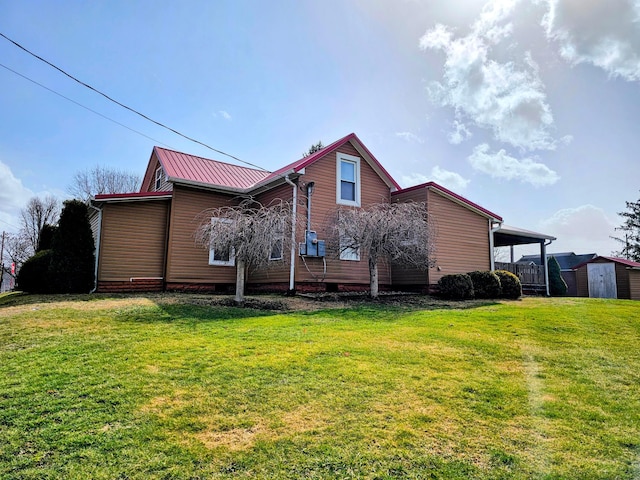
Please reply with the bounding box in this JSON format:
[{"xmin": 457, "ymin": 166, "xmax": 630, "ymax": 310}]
[{"xmin": 0, "ymin": 294, "xmax": 639, "ymax": 479}]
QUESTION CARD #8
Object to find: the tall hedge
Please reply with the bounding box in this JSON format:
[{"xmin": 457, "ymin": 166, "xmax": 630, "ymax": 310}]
[
  {"xmin": 17, "ymin": 250, "xmax": 54, "ymax": 293},
  {"xmin": 50, "ymin": 200, "xmax": 95, "ymax": 293},
  {"xmin": 548, "ymin": 256, "xmax": 567, "ymax": 296}
]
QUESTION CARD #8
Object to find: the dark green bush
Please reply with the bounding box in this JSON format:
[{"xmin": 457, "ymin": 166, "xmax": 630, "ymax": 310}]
[
  {"xmin": 17, "ymin": 249, "xmax": 54, "ymax": 293},
  {"xmin": 494, "ymin": 270, "xmax": 522, "ymax": 299},
  {"xmin": 548, "ymin": 256, "xmax": 568, "ymax": 296},
  {"xmin": 437, "ymin": 273, "xmax": 474, "ymax": 300},
  {"xmin": 467, "ymin": 271, "xmax": 501, "ymax": 299}
]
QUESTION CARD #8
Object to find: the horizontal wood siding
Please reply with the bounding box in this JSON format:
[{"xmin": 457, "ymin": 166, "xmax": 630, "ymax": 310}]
[
  {"xmin": 165, "ymin": 186, "xmax": 238, "ymax": 283},
  {"xmin": 629, "ymin": 270, "xmax": 640, "ymax": 300},
  {"xmin": 391, "ymin": 187, "xmax": 429, "ymax": 286},
  {"xmin": 249, "ymin": 183, "xmax": 294, "ymax": 284},
  {"xmin": 98, "ymin": 200, "xmax": 169, "ymax": 281},
  {"xmin": 615, "ymin": 263, "xmax": 631, "ymax": 299},
  {"xmin": 295, "ymin": 142, "xmax": 392, "ymax": 286},
  {"xmin": 575, "ymin": 265, "xmax": 589, "ymax": 297},
  {"xmin": 427, "ymin": 189, "xmax": 490, "ymax": 284}
]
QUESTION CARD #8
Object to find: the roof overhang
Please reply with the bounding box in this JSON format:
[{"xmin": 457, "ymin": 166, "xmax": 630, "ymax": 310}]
[
  {"xmin": 92, "ymin": 191, "xmax": 173, "ymax": 204},
  {"xmin": 494, "ymin": 224, "xmax": 556, "ymax": 247}
]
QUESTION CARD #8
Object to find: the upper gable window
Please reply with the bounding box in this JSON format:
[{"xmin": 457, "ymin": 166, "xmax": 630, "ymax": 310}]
[
  {"xmin": 155, "ymin": 167, "xmax": 164, "ymax": 191},
  {"xmin": 336, "ymin": 153, "xmax": 361, "ymax": 207}
]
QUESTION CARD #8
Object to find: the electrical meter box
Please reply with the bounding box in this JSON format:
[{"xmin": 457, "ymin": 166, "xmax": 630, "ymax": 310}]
[{"xmin": 299, "ymin": 230, "xmax": 326, "ymax": 257}]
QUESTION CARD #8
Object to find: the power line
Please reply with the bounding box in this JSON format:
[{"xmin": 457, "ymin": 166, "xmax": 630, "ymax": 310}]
[
  {"xmin": 0, "ymin": 63, "xmax": 173, "ymax": 148},
  {"xmin": 0, "ymin": 31, "xmax": 268, "ymax": 172}
]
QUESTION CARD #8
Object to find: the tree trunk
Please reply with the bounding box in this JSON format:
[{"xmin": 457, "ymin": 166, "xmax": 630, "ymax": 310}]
[
  {"xmin": 235, "ymin": 258, "xmax": 246, "ymax": 304},
  {"xmin": 369, "ymin": 255, "xmax": 379, "ymax": 298}
]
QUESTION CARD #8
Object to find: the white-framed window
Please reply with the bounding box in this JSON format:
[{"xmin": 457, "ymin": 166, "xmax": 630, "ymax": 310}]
[
  {"xmin": 336, "ymin": 153, "xmax": 361, "ymax": 207},
  {"xmin": 339, "ymin": 233, "xmax": 360, "ymax": 261},
  {"xmin": 208, "ymin": 218, "xmax": 235, "ymax": 266},
  {"xmin": 155, "ymin": 167, "xmax": 164, "ymax": 191}
]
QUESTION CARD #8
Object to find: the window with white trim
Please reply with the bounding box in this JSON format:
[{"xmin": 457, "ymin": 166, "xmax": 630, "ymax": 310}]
[
  {"xmin": 336, "ymin": 153, "xmax": 361, "ymax": 206},
  {"xmin": 208, "ymin": 218, "xmax": 235, "ymax": 266},
  {"xmin": 155, "ymin": 167, "xmax": 164, "ymax": 191}
]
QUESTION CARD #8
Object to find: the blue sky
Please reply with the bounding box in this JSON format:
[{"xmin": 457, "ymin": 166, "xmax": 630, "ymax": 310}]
[{"xmin": 1, "ymin": 0, "xmax": 639, "ymax": 258}]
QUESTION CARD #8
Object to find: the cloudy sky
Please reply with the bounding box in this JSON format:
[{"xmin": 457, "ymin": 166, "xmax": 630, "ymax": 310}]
[{"xmin": 1, "ymin": 0, "xmax": 639, "ymax": 258}]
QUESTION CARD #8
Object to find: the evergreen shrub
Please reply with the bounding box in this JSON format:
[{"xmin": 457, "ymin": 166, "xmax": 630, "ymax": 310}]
[
  {"xmin": 17, "ymin": 249, "xmax": 54, "ymax": 293},
  {"xmin": 437, "ymin": 273, "xmax": 474, "ymax": 300},
  {"xmin": 467, "ymin": 270, "xmax": 501, "ymax": 299},
  {"xmin": 494, "ymin": 270, "xmax": 522, "ymax": 299}
]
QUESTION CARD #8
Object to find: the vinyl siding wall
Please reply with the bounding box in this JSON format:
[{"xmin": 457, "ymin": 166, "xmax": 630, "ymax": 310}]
[
  {"xmin": 165, "ymin": 186, "xmax": 238, "ymax": 284},
  {"xmin": 249, "ymin": 183, "xmax": 295, "ymax": 285},
  {"xmin": 141, "ymin": 152, "xmax": 172, "ymax": 192},
  {"xmin": 294, "ymin": 142, "xmax": 392, "ymax": 286},
  {"xmin": 390, "ymin": 187, "xmax": 429, "ymax": 286},
  {"xmin": 427, "ymin": 189, "xmax": 490, "ymax": 284},
  {"xmin": 98, "ymin": 200, "xmax": 170, "ymax": 281}
]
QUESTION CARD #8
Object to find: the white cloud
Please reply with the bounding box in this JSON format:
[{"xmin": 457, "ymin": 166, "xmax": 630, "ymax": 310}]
[
  {"xmin": 219, "ymin": 110, "xmax": 232, "ymax": 121},
  {"xmin": 542, "ymin": 0, "xmax": 640, "ymax": 81},
  {"xmin": 396, "ymin": 131, "xmax": 424, "ymax": 143},
  {"xmin": 430, "ymin": 166, "xmax": 471, "ymax": 190},
  {"xmin": 401, "ymin": 166, "xmax": 470, "ymax": 191},
  {"xmin": 448, "ymin": 120, "xmax": 472, "ymax": 144},
  {"xmin": 420, "ymin": 0, "xmax": 559, "ymax": 151},
  {"xmin": 468, "ymin": 143, "xmax": 559, "ymax": 186},
  {"xmin": 0, "ymin": 160, "xmax": 34, "ymax": 232},
  {"xmin": 539, "ymin": 204, "xmax": 618, "ymax": 254}
]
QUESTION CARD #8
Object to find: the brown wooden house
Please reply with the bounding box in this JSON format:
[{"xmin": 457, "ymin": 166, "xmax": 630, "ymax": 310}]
[{"xmin": 90, "ymin": 133, "xmax": 542, "ymax": 294}]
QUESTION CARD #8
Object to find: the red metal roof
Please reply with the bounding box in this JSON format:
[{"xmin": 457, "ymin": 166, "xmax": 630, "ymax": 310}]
[
  {"xmin": 393, "ymin": 181, "xmax": 503, "ymax": 221},
  {"xmin": 154, "ymin": 147, "xmax": 270, "ymax": 190}
]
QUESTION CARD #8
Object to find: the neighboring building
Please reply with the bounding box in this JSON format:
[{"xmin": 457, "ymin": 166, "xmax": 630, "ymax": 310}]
[
  {"xmin": 574, "ymin": 256, "xmax": 640, "ymax": 300},
  {"xmin": 90, "ymin": 133, "xmax": 552, "ymax": 294},
  {"xmin": 0, "ymin": 267, "xmax": 14, "ymax": 293},
  {"xmin": 516, "ymin": 252, "xmax": 597, "ymax": 296}
]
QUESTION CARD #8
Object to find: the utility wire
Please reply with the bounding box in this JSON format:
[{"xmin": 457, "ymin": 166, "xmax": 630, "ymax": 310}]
[
  {"xmin": 0, "ymin": 63, "xmax": 173, "ymax": 148},
  {"xmin": 0, "ymin": 31, "xmax": 268, "ymax": 171}
]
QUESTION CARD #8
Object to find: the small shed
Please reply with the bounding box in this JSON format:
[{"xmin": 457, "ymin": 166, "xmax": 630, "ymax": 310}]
[{"xmin": 574, "ymin": 256, "xmax": 640, "ymax": 300}]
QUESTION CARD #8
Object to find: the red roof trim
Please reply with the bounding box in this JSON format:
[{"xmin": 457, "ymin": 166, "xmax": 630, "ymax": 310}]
[
  {"xmin": 573, "ymin": 255, "xmax": 640, "ymax": 270},
  {"xmin": 95, "ymin": 191, "xmax": 173, "ymax": 201},
  {"xmin": 392, "ymin": 181, "xmax": 502, "ymax": 221}
]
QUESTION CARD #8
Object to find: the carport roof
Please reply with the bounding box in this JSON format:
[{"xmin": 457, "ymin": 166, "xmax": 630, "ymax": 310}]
[{"xmin": 494, "ymin": 225, "xmax": 556, "ymax": 247}]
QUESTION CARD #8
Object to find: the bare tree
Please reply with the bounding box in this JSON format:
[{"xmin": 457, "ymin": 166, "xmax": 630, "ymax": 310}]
[
  {"xmin": 68, "ymin": 165, "xmax": 141, "ymax": 201},
  {"xmin": 194, "ymin": 199, "xmax": 294, "ymax": 303},
  {"xmin": 2, "ymin": 231, "xmax": 33, "ymax": 284},
  {"xmin": 327, "ymin": 202, "xmax": 436, "ymax": 298},
  {"xmin": 20, "ymin": 196, "xmax": 59, "ymax": 253}
]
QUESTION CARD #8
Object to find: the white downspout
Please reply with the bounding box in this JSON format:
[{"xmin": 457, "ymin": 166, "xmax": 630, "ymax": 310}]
[
  {"xmin": 544, "ymin": 239, "xmax": 553, "ymax": 297},
  {"xmin": 285, "ymin": 175, "xmax": 297, "ymax": 292},
  {"xmin": 489, "ymin": 220, "xmax": 501, "ymax": 271},
  {"xmin": 88, "ymin": 203, "xmax": 102, "ymax": 294}
]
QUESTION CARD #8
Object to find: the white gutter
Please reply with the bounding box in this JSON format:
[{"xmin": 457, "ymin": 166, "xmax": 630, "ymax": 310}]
[
  {"xmin": 88, "ymin": 203, "xmax": 102, "ymax": 294},
  {"xmin": 284, "ymin": 175, "xmax": 297, "ymax": 292}
]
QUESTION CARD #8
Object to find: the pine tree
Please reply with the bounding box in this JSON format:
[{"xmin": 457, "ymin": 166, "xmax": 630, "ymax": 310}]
[
  {"xmin": 612, "ymin": 193, "xmax": 640, "ymax": 261},
  {"xmin": 50, "ymin": 200, "xmax": 95, "ymax": 293}
]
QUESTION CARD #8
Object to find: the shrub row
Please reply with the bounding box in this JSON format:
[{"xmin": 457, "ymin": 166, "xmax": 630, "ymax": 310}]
[{"xmin": 437, "ymin": 270, "xmax": 522, "ymax": 300}]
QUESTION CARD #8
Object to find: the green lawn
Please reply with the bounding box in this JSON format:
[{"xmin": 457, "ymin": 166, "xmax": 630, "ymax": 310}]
[{"xmin": 1, "ymin": 294, "xmax": 639, "ymax": 479}]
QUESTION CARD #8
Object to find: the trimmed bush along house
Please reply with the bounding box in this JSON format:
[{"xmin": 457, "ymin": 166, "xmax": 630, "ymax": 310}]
[{"xmin": 90, "ymin": 133, "xmax": 554, "ymax": 294}]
